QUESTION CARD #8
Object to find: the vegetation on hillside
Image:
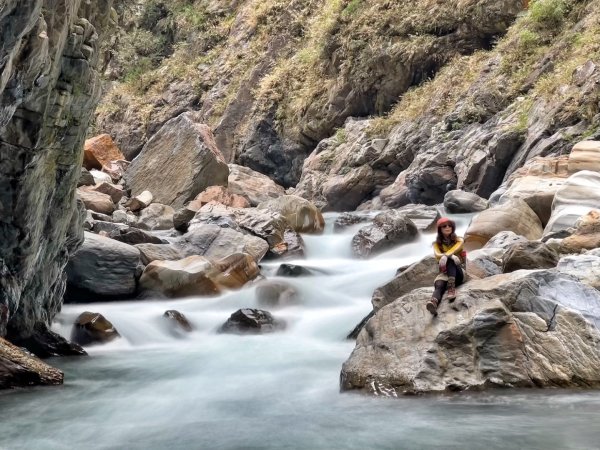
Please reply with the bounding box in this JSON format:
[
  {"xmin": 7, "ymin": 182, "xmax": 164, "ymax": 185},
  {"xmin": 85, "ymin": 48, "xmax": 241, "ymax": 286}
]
[
  {"xmin": 96, "ymin": 0, "xmax": 599, "ymax": 165},
  {"xmin": 369, "ymin": 0, "xmax": 600, "ymax": 135}
]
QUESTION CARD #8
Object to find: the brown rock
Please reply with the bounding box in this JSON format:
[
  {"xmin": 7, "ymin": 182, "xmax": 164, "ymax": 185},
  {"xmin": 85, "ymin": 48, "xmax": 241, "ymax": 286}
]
[
  {"xmin": 123, "ymin": 112, "xmax": 229, "ymax": 208},
  {"xmin": 464, "ymin": 198, "xmax": 543, "ymax": 250},
  {"xmin": 77, "ymin": 188, "xmax": 116, "ymax": 215},
  {"xmin": 89, "ymin": 182, "xmax": 124, "ymax": 203},
  {"xmin": 568, "ymin": 141, "xmax": 600, "ymax": 174},
  {"xmin": 139, "ymin": 256, "xmax": 220, "ymax": 297},
  {"xmin": 212, "ymin": 253, "xmax": 260, "ymax": 290},
  {"xmin": 195, "ymin": 186, "xmax": 250, "ymax": 208},
  {"xmin": 71, "ymin": 312, "xmax": 120, "ymax": 346},
  {"xmin": 83, "ymin": 134, "xmax": 125, "ymax": 170},
  {"xmin": 0, "ymin": 337, "xmax": 64, "ymax": 388},
  {"xmin": 228, "ymin": 164, "xmax": 286, "ymax": 206},
  {"xmin": 257, "ymin": 195, "xmax": 325, "ymax": 234}
]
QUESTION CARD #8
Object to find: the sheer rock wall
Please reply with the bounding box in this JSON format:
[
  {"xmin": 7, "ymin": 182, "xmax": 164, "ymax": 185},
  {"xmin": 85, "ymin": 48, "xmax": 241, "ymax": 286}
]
[{"xmin": 0, "ymin": 0, "xmax": 115, "ymax": 338}]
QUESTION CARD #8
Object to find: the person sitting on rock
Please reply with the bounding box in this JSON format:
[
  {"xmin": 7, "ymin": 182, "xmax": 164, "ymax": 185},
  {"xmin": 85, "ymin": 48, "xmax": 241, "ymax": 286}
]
[{"xmin": 426, "ymin": 217, "xmax": 466, "ymax": 316}]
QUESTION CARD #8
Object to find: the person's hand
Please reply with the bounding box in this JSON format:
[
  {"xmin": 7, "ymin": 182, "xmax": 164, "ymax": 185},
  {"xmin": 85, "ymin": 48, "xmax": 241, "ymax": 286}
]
[
  {"xmin": 439, "ymin": 255, "xmax": 448, "ymax": 271},
  {"xmin": 451, "ymin": 255, "xmax": 461, "ymax": 265}
]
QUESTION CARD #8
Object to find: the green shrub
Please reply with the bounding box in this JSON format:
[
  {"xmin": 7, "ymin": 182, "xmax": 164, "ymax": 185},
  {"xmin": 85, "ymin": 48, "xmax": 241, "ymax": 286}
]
[
  {"xmin": 342, "ymin": 0, "xmax": 362, "ymax": 17},
  {"xmin": 518, "ymin": 29, "xmax": 540, "ymax": 52},
  {"xmin": 529, "ymin": 0, "xmax": 569, "ymax": 28}
]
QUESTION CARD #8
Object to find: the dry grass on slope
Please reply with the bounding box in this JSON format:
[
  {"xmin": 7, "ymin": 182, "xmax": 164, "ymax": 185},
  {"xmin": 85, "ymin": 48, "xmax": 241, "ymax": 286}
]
[{"xmin": 369, "ymin": 0, "xmax": 600, "ymax": 136}]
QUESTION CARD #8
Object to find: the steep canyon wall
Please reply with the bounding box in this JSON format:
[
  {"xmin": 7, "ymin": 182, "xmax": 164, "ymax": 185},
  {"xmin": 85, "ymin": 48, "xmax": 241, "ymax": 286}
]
[{"xmin": 0, "ymin": 0, "xmax": 115, "ymax": 338}]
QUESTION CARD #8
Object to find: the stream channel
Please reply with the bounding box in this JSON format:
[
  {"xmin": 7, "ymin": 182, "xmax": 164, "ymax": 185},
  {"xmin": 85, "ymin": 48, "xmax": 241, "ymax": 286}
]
[{"xmin": 1, "ymin": 213, "xmax": 600, "ymax": 449}]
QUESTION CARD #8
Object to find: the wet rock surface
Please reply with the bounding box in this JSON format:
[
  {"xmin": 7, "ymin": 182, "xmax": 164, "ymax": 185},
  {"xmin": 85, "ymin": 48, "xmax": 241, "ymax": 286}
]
[
  {"xmin": 71, "ymin": 312, "xmax": 121, "ymax": 346},
  {"xmin": 219, "ymin": 309, "xmax": 286, "ymax": 334}
]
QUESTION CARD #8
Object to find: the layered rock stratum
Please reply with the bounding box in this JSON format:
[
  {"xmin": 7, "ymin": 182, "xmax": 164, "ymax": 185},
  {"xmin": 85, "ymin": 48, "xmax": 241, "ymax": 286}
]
[{"xmin": 0, "ymin": 0, "xmax": 115, "ymax": 343}]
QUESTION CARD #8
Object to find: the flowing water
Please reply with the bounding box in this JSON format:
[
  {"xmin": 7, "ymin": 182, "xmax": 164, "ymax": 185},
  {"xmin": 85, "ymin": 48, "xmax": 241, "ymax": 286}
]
[{"xmin": 2, "ymin": 213, "xmax": 600, "ymax": 450}]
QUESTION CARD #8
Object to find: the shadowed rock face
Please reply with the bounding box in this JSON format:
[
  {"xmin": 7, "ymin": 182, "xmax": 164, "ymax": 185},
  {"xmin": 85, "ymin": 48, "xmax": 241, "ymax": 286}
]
[{"xmin": 0, "ymin": 0, "xmax": 115, "ymax": 339}]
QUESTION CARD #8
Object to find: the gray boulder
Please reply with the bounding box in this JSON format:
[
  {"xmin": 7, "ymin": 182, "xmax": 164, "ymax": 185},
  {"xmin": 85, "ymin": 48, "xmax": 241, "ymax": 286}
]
[
  {"xmin": 352, "ymin": 211, "xmax": 418, "ymax": 258},
  {"xmin": 65, "ymin": 232, "xmax": 142, "ymax": 301},
  {"xmin": 444, "ymin": 190, "xmax": 488, "ymax": 213},
  {"xmin": 502, "ymin": 241, "xmax": 559, "ymax": 273},
  {"xmin": 341, "ymin": 270, "xmax": 600, "ymax": 395},
  {"xmin": 124, "ymin": 112, "xmax": 229, "ymax": 208}
]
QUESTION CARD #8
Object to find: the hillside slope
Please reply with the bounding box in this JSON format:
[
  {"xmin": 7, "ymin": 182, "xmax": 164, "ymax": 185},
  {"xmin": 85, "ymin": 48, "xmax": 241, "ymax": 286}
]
[
  {"xmin": 95, "ymin": 0, "xmax": 525, "ymax": 187},
  {"xmin": 95, "ymin": 0, "xmax": 598, "ymax": 210}
]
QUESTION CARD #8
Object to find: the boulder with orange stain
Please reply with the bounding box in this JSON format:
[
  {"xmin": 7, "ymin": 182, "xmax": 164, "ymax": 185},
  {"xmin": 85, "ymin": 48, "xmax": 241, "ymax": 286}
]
[{"xmin": 83, "ymin": 134, "xmax": 125, "ymax": 170}]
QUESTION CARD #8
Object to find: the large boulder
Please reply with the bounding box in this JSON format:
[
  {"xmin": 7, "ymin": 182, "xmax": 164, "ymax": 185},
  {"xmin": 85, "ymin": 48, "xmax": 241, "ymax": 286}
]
[
  {"xmin": 490, "ymin": 155, "xmax": 570, "ymax": 227},
  {"xmin": 464, "ymin": 198, "xmax": 543, "ymax": 250},
  {"xmin": 124, "ymin": 112, "xmax": 229, "ymax": 208},
  {"xmin": 352, "ymin": 211, "xmax": 418, "ymax": 258},
  {"xmin": 191, "ymin": 203, "xmax": 304, "ymax": 259},
  {"xmin": 544, "ymin": 171, "xmax": 600, "ymax": 235},
  {"xmin": 139, "ymin": 256, "xmax": 220, "ymax": 297},
  {"xmin": 183, "ymin": 223, "xmax": 269, "ymax": 263},
  {"xmin": 257, "ymin": 195, "xmax": 324, "ymax": 234},
  {"xmin": 227, "ymin": 164, "xmax": 286, "ymax": 206},
  {"xmin": 65, "ymin": 232, "xmax": 142, "ymax": 301},
  {"xmin": 371, "ymin": 256, "xmax": 439, "ymax": 310},
  {"xmin": 0, "ymin": 338, "xmax": 63, "ymax": 388},
  {"xmin": 341, "ymin": 270, "xmax": 600, "ymax": 395}
]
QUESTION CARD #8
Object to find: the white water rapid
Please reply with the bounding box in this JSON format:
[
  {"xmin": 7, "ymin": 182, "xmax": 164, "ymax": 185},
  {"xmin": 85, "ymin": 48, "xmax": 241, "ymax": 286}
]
[{"xmin": 1, "ymin": 213, "xmax": 600, "ymax": 449}]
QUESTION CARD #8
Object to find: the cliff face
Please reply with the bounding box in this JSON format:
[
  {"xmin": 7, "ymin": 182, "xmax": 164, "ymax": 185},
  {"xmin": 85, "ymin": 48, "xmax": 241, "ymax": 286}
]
[{"xmin": 0, "ymin": 0, "xmax": 115, "ymax": 338}]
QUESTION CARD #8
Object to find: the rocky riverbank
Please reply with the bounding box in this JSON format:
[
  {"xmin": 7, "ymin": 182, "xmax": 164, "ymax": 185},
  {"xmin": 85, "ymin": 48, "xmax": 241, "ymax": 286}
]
[{"xmin": 341, "ymin": 142, "xmax": 600, "ymax": 395}]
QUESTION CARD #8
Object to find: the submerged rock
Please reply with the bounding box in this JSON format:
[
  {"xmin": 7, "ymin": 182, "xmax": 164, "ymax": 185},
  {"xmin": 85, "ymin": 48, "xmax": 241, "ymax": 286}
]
[
  {"xmin": 11, "ymin": 323, "xmax": 86, "ymax": 359},
  {"xmin": 218, "ymin": 309, "xmax": 285, "ymax": 334},
  {"xmin": 255, "ymin": 281, "xmax": 300, "ymax": 308},
  {"xmin": 163, "ymin": 310, "xmax": 194, "ymax": 333},
  {"xmin": 71, "ymin": 312, "xmax": 121, "ymax": 346}
]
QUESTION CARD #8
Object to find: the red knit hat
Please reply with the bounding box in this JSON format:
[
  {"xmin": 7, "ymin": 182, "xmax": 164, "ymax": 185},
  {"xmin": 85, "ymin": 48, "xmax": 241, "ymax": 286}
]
[{"xmin": 437, "ymin": 217, "xmax": 455, "ymax": 228}]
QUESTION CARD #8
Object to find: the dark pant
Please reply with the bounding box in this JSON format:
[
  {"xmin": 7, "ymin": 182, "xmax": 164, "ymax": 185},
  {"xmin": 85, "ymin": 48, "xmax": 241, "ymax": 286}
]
[{"xmin": 432, "ymin": 259, "xmax": 464, "ymax": 302}]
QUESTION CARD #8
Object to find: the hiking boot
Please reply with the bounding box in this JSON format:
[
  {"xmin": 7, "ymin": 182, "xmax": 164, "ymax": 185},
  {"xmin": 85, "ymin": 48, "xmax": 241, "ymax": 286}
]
[
  {"xmin": 446, "ymin": 277, "xmax": 456, "ymax": 302},
  {"xmin": 426, "ymin": 297, "xmax": 439, "ymax": 316}
]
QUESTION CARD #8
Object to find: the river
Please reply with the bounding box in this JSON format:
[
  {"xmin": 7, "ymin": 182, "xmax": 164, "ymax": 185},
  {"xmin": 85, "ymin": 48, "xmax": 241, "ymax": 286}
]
[{"xmin": 1, "ymin": 213, "xmax": 600, "ymax": 449}]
